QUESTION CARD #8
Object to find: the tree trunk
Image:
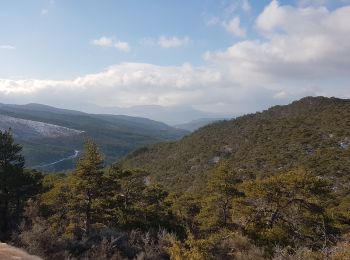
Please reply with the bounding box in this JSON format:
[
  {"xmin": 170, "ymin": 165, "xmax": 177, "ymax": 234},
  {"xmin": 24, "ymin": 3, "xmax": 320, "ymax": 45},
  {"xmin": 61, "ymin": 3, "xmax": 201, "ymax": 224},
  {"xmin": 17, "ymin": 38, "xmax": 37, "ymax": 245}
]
[
  {"xmin": 85, "ymin": 192, "xmax": 91, "ymax": 236},
  {"xmin": 0, "ymin": 197, "xmax": 9, "ymax": 240},
  {"xmin": 222, "ymin": 198, "xmax": 229, "ymax": 226}
]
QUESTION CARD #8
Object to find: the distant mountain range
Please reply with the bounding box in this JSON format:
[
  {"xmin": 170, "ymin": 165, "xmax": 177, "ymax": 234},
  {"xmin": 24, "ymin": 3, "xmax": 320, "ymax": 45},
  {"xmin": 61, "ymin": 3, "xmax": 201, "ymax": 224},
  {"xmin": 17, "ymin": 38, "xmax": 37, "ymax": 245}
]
[
  {"xmin": 0, "ymin": 103, "xmax": 188, "ymax": 171},
  {"xmin": 47, "ymin": 102, "xmax": 234, "ymax": 125},
  {"xmin": 174, "ymin": 118, "xmax": 228, "ymax": 132}
]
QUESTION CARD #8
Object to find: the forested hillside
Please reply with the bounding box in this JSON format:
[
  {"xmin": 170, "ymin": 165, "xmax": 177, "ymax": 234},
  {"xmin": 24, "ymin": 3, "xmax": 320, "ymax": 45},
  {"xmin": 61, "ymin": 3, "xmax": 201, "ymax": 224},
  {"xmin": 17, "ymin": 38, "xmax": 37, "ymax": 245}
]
[
  {"xmin": 122, "ymin": 96, "xmax": 350, "ymax": 192},
  {"xmin": 0, "ymin": 103, "xmax": 188, "ymax": 170},
  {"xmin": 1, "ymin": 98, "xmax": 350, "ymax": 259}
]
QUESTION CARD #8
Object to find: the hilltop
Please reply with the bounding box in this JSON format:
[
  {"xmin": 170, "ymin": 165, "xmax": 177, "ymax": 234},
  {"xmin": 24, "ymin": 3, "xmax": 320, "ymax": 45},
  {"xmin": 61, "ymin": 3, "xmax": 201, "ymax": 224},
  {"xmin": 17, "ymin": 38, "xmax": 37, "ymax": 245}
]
[{"xmin": 122, "ymin": 96, "xmax": 350, "ymax": 191}]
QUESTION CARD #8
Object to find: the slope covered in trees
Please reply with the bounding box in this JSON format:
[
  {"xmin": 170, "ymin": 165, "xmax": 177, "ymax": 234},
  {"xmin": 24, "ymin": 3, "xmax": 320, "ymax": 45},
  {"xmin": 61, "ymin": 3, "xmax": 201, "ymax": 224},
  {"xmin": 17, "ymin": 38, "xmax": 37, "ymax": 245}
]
[
  {"xmin": 1, "ymin": 126, "xmax": 350, "ymax": 259},
  {"xmin": 1, "ymin": 96, "xmax": 350, "ymax": 259},
  {"xmin": 122, "ymin": 96, "xmax": 350, "ymax": 192}
]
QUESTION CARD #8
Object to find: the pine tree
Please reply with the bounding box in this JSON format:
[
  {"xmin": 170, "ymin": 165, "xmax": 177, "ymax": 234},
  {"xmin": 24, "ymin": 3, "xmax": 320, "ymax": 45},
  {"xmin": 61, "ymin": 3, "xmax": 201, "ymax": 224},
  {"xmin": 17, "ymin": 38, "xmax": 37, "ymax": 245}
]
[
  {"xmin": 197, "ymin": 162, "xmax": 242, "ymax": 231},
  {"xmin": 236, "ymin": 168, "xmax": 338, "ymax": 252},
  {"xmin": 71, "ymin": 139, "xmax": 104, "ymax": 236},
  {"xmin": 0, "ymin": 129, "xmax": 42, "ymax": 240},
  {"xmin": 0, "ymin": 129, "xmax": 25, "ymax": 238}
]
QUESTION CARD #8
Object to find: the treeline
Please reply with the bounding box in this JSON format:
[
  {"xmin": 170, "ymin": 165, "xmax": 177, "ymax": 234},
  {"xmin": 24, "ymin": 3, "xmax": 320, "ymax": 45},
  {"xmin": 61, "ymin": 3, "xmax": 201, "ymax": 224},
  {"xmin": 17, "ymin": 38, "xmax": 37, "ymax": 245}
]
[{"xmin": 1, "ymin": 129, "xmax": 350, "ymax": 259}]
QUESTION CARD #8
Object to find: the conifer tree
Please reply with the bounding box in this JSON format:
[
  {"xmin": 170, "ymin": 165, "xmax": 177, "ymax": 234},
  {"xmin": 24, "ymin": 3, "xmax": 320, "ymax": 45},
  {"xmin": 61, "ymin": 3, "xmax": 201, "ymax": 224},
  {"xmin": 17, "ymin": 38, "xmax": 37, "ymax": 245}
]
[
  {"xmin": 0, "ymin": 129, "xmax": 25, "ymax": 237},
  {"xmin": 197, "ymin": 162, "xmax": 242, "ymax": 231},
  {"xmin": 71, "ymin": 139, "xmax": 104, "ymax": 236},
  {"xmin": 236, "ymin": 168, "xmax": 338, "ymax": 252},
  {"xmin": 0, "ymin": 129, "xmax": 42, "ymax": 240}
]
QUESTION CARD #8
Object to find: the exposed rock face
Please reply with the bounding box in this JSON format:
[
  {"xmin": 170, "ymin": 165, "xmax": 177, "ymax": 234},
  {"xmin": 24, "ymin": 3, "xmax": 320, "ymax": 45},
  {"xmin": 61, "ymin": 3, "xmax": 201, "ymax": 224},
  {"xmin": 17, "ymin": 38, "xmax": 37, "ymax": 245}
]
[{"xmin": 0, "ymin": 243, "xmax": 42, "ymax": 260}]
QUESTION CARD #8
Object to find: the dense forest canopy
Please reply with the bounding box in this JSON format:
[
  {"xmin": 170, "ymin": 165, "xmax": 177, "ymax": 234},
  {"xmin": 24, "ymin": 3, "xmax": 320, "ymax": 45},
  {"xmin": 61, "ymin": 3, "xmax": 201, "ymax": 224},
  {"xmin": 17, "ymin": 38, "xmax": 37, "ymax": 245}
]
[{"xmin": 0, "ymin": 96, "xmax": 350, "ymax": 259}]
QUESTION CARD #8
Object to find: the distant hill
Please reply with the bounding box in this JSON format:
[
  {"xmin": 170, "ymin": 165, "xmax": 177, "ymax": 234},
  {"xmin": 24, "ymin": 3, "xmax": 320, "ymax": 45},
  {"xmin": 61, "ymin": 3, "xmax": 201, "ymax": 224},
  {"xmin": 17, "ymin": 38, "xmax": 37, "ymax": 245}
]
[
  {"xmin": 0, "ymin": 114, "xmax": 84, "ymax": 139},
  {"xmin": 122, "ymin": 96, "xmax": 350, "ymax": 192},
  {"xmin": 78, "ymin": 103, "xmax": 232, "ymax": 125},
  {"xmin": 174, "ymin": 118, "xmax": 228, "ymax": 132},
  {"xmin": 0, "ymin": 103, "xmax": 188, "ymax": 171}
]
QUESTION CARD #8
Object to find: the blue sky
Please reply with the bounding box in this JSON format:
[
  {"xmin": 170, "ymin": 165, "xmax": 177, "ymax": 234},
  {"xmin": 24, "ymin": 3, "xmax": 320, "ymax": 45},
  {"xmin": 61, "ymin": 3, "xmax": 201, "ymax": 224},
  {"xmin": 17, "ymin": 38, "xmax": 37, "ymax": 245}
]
[
  {"xmin": 0, "ymin": 0, "xmax": 270, "ymax": 78},
  {"xmin": 1, "ymin": 0, "xmax": 350, "ymax": 115}
]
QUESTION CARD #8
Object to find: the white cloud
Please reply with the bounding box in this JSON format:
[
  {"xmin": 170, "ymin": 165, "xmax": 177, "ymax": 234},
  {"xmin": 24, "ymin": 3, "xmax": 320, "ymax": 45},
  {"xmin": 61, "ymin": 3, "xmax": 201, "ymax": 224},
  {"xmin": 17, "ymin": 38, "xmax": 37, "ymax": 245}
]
[
  {"xmin": 157, "ymin": 36, "xmax": 191, "ymax": 48},
  {"xmin": 114, "ymin": 41, "xmax": 130, "ymax": 52},
  {"xmin": 91, "ymin": 37, "xmax": 130, "ymax": 52},
  {"xmin": 0, "ymin": 45, "xmax": 15, "ymax": 50},
  {"xmin": 92, "ymin": 37, "xmax": 113, "ymax": 47},
  {"xmin": 223, "ymin": 16, "xmax": 246, "ymax": 37},
  {"xmin": 201, "ymin": 0, "xmax": 350, "ymax": 108},
  {"xmin": 207, "ymin": 1, "xmax": 350, "ymax": 82},
  {"xmin": 1, "ymin": 1, "xmax": 350, "ymax": 115},
  {"xmin": 0, "ymin": 63, "xmax": 225, "ymax": 111}
]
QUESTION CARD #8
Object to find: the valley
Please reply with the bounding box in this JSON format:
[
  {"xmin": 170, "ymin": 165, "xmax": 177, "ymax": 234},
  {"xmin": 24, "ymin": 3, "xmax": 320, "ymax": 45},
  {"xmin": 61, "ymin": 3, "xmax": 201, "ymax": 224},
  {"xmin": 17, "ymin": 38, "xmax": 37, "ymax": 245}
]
[
  {"xmin": 33, "ymin": 150, "xmax": 80, "ymax": 170},
  {"xmin": 0, "ymin": 103, "xmax": 189, "ymax": 171}
]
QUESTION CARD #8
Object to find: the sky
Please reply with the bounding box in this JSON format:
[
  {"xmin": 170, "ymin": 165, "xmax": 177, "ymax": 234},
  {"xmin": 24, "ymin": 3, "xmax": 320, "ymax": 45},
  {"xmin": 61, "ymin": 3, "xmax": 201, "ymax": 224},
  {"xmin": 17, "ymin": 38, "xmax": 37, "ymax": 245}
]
[{"xmin": 0, "ymin": 0, "xmax": 350, "ymax": 115}]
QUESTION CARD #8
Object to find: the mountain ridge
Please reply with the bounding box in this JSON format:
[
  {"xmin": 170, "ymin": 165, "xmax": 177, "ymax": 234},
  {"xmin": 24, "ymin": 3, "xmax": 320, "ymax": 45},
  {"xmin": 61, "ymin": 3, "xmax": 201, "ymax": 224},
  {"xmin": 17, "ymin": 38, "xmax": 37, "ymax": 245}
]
[{"xmin": 57, "ymin": 102, "xmax": 234, "ymax": 125}]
